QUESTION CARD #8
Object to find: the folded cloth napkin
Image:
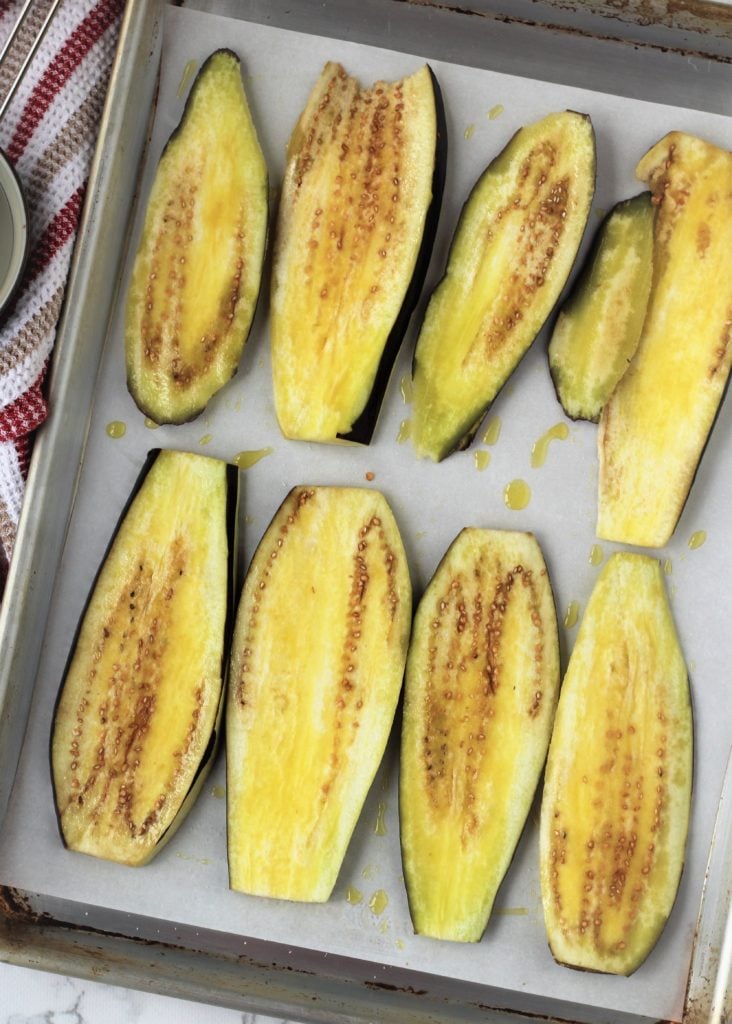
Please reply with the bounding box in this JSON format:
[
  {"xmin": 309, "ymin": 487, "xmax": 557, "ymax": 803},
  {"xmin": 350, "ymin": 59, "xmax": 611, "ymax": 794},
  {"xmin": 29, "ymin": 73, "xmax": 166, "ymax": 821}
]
[{"xmin": 0, "ymin": 0, "xmax": 123, "ymax": 586}]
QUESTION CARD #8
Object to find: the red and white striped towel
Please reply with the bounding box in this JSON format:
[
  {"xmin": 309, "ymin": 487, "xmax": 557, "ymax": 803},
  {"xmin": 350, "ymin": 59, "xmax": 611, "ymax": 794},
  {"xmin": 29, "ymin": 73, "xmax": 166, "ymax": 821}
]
[{"xmin": 0, "ymin": 0, "xmax": 123, "ymax": 585}]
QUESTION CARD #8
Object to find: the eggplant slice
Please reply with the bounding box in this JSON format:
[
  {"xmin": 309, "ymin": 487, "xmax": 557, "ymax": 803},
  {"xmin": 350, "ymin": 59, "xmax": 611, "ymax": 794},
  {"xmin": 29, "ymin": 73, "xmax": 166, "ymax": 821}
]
[
  {"xmin": 125, "ymin": 50, "xmax": 268, "ymax": 424},
  {"xmin": 400, "ymin": 529, "xmax": 560, "ymax": 941},
  {"xmin": 227, "ymin": 486, "xmax": 411, "ymax": 902},
  {"xmin": 270, "ymin": 62, "xmax": 445, "ymax": 444},
  {"xmin": 51, "ymin": 450, "xmax": 237, "ymax": 866},
  {"xmin": 412, "ymin": 110, "xmax": 595, "ymax": 462},
  {"xmin": 597, "ymin": 132, "xmax": 732, "ymax": 547},
  {"xmin": 540, "ymin": 553, "xmax": 692, "ymax": 975},
  {"xmin": 548, "ymin": 193, "xmax": 654, "ymax": 423}
]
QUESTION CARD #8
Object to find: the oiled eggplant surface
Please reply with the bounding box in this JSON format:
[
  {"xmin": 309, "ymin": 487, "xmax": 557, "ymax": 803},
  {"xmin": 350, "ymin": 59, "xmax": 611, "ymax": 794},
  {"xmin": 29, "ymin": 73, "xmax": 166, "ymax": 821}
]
[
  {"xmin": 270, "ymin": 62, "xmax": 444, "ymax": 444},
  {"xmin": 412, "ymin": 110, "xmax": 595, "ymax": 461},
  {"xmin": 52, "ymin": 450, "xmax": 236, "ymax": 866},
  {"xmin": 125, "ymin": 50, "xmax": 268, "ymax": 424},
  {"xmin": 401, "ymin": 529, "xmax": 560, "ymax": 941},
  {"xmin": 598, "ymin": 132, "xmax": 732, "ymax": 547},
  {"xmin": 549, "ymin": 193, "xmax": 654, "ymax": 423},
  {"xmin": 540, "ymin": 553, "xmax": 692, "ymax": 975},
  {"xmin": 227, "ymin": 486, "xmax": 411, "ymax": 901}
]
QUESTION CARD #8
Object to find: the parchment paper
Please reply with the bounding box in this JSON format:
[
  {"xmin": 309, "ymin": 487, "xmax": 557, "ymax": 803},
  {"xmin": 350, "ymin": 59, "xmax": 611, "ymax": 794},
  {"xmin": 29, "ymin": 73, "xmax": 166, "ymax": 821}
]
[{"xmin": 2, "ymin": 6, "xmax": 731, "ymax": 1020}]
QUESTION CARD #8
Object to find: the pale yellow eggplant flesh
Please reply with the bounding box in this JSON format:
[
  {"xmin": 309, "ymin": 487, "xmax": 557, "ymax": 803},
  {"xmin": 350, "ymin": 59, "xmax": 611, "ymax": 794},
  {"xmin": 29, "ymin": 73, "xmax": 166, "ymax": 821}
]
[
  {"xmin": 597, "ymin": 132, "xmax": 732, "ymax": 547},
  {"xmin": 412, "ymin": 110, "xmax": 596, "ymax": 462},
  {"xmin": 540, "ymin": 553, "xmax": 692, "ymax": 976},
  {"xmin": 270, "ymin": 62, "xmax": 445, "ymax": 445},
  {"xmin": 400, "ymin": 529, "xmax": 560, "ymax": 941},
  {"xmin": 125, "ymin": 50, "xmax": 268, "ymax": 425},
  {"xmin": 548, "ymin": 192, "xmax": 654, "ymax": 423},
  {"xmin": 227, "ymin": 486, "xmax": 411, "ymax": 902},
  {"xmin": 51, "ymin": 450, "xmax": 237, "ymax": 866}
]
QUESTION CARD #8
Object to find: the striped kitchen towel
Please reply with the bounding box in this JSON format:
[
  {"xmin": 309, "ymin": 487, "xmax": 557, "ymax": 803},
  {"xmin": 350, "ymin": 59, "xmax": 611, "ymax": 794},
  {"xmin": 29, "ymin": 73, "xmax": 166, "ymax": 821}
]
[{"xmin": 0, "ymin": 0, "xmax": 123, "ymax": 588}]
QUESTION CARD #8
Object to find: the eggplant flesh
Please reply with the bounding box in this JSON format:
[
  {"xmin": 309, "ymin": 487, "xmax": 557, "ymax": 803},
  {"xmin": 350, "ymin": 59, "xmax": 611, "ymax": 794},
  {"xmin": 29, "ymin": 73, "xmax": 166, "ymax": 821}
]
[
  {"xmin": 227, "ymin": 486, "xmax": 411, "ymax": 902},
  {"xmin": 400, "ymin": 529, "xmax": 560, "ymax": 942},
  {"xmin": 270, "ymin": 62, "xmax": 444, "ymax": 444},
  {"xmin": 412, "ymin": 110, "xmax": 595, "ymax": 462},
  {"xmin": 51, "ymin": 450, "xmax": 237, "ymax": 866},
  {"xmin": 597, "ymin": 132, "xmax": 732, "ymax": 547},
  {"xmin": 125, "ymin": 49, "xmax": 268, "ymax": 425},
  {"xmin": 540, "ymin": 553, "xmax": 692, "ymax": 976},
  {"xmin": 548, "ymin": 193, "xmax": 654, "ymax": 423}
]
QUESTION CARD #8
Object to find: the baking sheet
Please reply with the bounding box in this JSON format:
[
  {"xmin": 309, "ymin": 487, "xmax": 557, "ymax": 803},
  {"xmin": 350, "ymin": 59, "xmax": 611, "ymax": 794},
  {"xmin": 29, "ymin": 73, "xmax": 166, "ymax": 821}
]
[{"xmin": 1, "ymin": 5, "xmax": 731, "ymax": 1021}]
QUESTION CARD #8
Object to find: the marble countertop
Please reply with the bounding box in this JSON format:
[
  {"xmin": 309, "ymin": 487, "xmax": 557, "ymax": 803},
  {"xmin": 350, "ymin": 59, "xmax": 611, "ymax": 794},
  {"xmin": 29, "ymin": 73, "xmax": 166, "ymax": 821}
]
[{"xmin": 0, "ymin": 961, "xmax": 295, "ymax": 1023}]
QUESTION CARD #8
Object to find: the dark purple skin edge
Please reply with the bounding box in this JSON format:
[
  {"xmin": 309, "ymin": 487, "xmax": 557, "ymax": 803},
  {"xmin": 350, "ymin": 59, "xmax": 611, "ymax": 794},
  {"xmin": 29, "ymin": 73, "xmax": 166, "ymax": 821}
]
[
  {"xmin": 411, "ymin": 111, "xmax": 596, "ymax": 458},
  {"xmin": 128, "ymin": 48, "xmax": 269, "ymax": 426},
  {"xmin": 398, "ymin": 528, "xmax": 561, "ymax": 942},
  {"xmin": 48, "ymin": 448, "xmax": 239, "ymax": 846},
  {"xmin": 337, "ymin": 66, "xmax": 447, "ymax": 445},
  {"xmin": 547, "ymin": 190, "xmax": 653, "ymax": 424}
]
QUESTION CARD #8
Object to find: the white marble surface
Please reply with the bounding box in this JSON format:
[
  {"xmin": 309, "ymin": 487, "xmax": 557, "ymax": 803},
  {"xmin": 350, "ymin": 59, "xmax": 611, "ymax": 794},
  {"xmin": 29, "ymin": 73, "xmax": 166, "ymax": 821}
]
[{"xmin": 0, "ymin": 961, "xmax": 296, "ymax": 1023}]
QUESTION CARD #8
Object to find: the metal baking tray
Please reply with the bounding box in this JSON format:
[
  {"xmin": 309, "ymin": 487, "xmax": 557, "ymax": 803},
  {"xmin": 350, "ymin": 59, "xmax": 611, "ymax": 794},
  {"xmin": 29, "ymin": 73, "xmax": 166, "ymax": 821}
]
[{"xmin": 1, "ymin": 2, "xmax": 731, "ymax": 1021}]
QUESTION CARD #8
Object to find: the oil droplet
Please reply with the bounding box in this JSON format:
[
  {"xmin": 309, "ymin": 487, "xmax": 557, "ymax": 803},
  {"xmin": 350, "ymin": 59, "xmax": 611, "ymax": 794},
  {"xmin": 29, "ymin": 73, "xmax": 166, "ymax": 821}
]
[
  {"xmin": 244, "ymin": 514, "xmax": 255, "ymax": 525},
  {"xmin": 589, "ymin": 544, "xmax": 603, "ymax": 566},
  {"xmin": 504, "ymin": 479, "xmax": 531, "ymax": 510},
  {"xmin": 369, "ymin": 889, "xmax": 389, "ymax": 915},
  {"xmin": 211, "ymin": 785, "xmax": 225, "ymax": 799},
  {"xmin": 233, "ymin": 447, "xmax": 273, "ymax": 469},
  {"xmin": 495, "ymin": 907, "xmax": 529, "ymax": 916},
  {"xmin": 564, "ymin": 600, "xmax": 579, "ymax": 629},
  {"xmin": 399, "ymin": 374, "xmax": 414, "ymax": 404},
  {"xmin": 144, "ymin": 417, "xmax": 159, "ymax": 430},
  {"xmin": 474, "ymin": 450, "xmax": 491, "ymax": 471},
  {"xmin": 106, "ymin": 420, "xmax": 126, "ymax": 439},
  {"xmin": 374, "ymin": 800, "xmax": 388, "ymax": 836},
  {"xmin": 176, "ymin": 58, "xmax": 198, "ymax": 97},
  {"xmin": 531, "ymin": 422, "xmax": 569, "ymax": 468},
  {"xmin": 488, "ymin": 103, "xmax": 504, "ymax": 120},
  {"xmin": 688, "ymin": 530, "xmax": 707, "ymax": 550},
  {"xmin": 663, "ymin": 558, "xmax": 673, "ymax": 575},
  {"xmin": 346, "ymin": 886, "xmax": 363, "ymax": 905},
  {"xmin": 361, "ymin": 864, "xmax": 375, "ymax": 880},
  {"xmin": 464, "ymin": 123, "xmax": 475, "ymax": 139},
  {"xmin": 481, "ymin": 416, "xmax": 501, "ymax": 446},
  {"xmin": 396, "ymin": 418, "xmax": 412, "ymax": 443},
  {"xmin": 379, "ymin": 920, "xmax": 390, "ymax": 934},
  {"xmin": 198, "ymin": 433, "xmax": 213, "ymax": 446},
  {"xmin": 395, "ymin": 939, "xmax": 405, "ymax": 950}
]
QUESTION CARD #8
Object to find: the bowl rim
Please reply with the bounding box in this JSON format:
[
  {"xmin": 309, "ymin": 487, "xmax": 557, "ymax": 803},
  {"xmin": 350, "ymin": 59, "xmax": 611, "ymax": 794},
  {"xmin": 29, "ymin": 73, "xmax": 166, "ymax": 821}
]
[{"xmin": 0, "ymin": 148, "xmax": 29, "ymax": 319}]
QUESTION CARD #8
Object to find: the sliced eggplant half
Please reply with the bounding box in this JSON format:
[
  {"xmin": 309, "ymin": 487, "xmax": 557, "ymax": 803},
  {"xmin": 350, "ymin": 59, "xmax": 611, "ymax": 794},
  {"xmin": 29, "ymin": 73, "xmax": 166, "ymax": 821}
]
[
  {"xmin": 412, "ymin": 110, "xmax": 596, "ymax": 461},
  {"xmin": 51, "ymin": 449, "xmax": 238, "ymax": 866},
  {"xmin": 400, "ymin": 529, "xmax": 560, "ymax": 941},
  {"xmin": 597, "ymin": 132, "xmax": 732, "ymax": 547},
  {"xmin": 270, "ymin": 62, "xmax": 445, "ymax": 444},
  {"xmin": 227, "ymin": 486, "xmax": 411, "ymax": 901},
  {"xmin": 125, "ymin": 50, "xmax": 268, "ymax": 424},
  {"xmin": 548, "ymin": 193, "xmax": 654, "ymax": 422},
  {"xmin": 540, "ymin": 553, "xmax": 692, "ymax": 975}
]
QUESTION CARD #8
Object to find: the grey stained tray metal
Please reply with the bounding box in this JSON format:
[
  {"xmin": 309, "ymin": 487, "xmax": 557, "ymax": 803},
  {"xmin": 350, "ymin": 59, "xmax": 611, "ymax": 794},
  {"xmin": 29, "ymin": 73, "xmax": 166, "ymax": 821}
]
[{"xmin": 0, "ymin": 2, "xmax": 731, "ymax": 1022}]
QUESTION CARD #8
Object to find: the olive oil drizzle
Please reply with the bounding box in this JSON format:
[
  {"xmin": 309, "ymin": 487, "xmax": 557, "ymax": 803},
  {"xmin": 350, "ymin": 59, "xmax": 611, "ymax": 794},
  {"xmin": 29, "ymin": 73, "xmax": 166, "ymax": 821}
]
[
  {"xmin": 233, "ymin": 447, "xmax": 273, "ymax": 469},
  {"xmin": 504, "ymin": 479, "xmax": 531, "ymax": 510},
  {"xmin": 176, "ymin": 59, "xmax": 198, "ymax": 98},
  {"xmin": 531, "ymin": 422, "xmax": 569, "ymax": 468},
  {"xmin": 369, "ymin": 889, "xmax": 389, "ymax": 915},
  {"xmin": 474, "ymin": 450, "xmax": 490, "ymax": 471},
  {"xmin": 481, "ymin": 415, "xmax": 501, "ymax": 446},
  {"xmin": 105, "ymin": 420, "xmax": 126, "ymax": 439},
  {"xmin": 589, "ymin": 544, "xmax": 603, "ymax": 566},
  {"xmin": 374, "ymin": 800, "xmax": 388, "ymax": 836},
  {"xmin": 564, "ymin": 600, "xmax": 579, "ymax": 628},
  {"xmin": 688, "ymin": 530, "xmax": 707, "ymax": 549},
  {"xmin": 396, "ymin": 418, "xmax": 412, "ymax": 443}
]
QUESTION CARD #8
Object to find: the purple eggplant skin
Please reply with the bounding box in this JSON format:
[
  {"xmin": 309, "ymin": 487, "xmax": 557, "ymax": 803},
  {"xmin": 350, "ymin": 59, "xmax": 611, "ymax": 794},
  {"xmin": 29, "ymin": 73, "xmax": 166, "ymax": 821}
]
[{"xmin": 338, "ymin": 66, "xmax": 447, "ymax": 445}]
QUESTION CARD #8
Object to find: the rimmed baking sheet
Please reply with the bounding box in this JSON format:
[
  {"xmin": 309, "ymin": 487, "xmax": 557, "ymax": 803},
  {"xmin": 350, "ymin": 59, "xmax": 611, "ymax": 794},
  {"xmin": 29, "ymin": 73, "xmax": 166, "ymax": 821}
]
[{"xmin": 1, "ymin": 5, "xmax": 731, "ymax": 1021}]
